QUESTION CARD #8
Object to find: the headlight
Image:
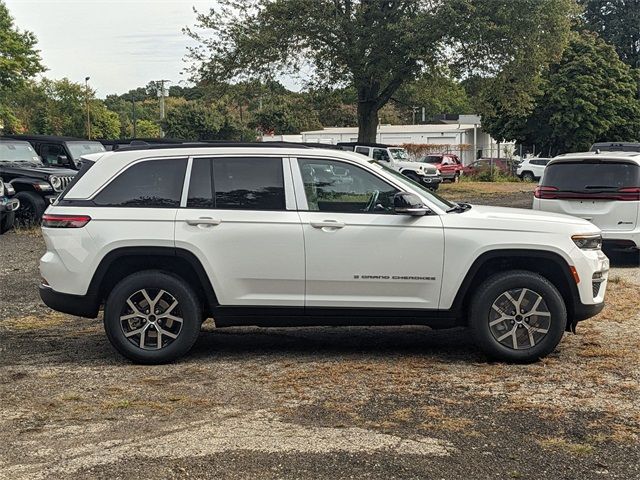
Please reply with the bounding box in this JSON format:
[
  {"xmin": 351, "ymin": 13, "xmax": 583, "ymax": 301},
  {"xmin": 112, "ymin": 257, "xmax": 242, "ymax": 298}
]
[
  {"xmin": 50, "ymin": 175, "xmax": 63, "ymax": 192},
  {"xmin": 572, "ymin": 234, "xmax": 602, "ymax": 250}
]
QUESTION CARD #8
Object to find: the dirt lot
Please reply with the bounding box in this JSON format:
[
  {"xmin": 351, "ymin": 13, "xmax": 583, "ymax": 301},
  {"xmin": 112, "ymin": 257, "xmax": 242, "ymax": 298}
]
[{"xmin": 1, "ymin": 186, "xmax": 639, "ymax": 480}]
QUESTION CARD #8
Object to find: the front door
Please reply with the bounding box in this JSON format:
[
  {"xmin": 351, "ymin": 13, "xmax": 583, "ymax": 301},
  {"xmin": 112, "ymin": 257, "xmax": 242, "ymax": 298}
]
[
  {"xmin": 294, "ymin": 157, "xmax": 445, "ymax": 310},
  {"xmin": 174, "ymin": 156, "xmax": 305, "ymax": 307}
]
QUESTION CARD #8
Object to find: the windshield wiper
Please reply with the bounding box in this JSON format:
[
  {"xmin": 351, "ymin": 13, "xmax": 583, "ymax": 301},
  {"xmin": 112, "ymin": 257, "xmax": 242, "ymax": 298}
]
[{"xmin": 446, "ymin": 202, "xmax": 472, "ymax": 213}]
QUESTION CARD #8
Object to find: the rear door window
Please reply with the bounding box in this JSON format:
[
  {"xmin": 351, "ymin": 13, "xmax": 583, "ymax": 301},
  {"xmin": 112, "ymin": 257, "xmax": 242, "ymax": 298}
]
[
  {"xmin": 187, "ymin": 157, "xmax": 285, "ymax": 211},
  {"xmin": 542, "ymin": 162, "xmax": 640, "ymax": 191},
  {"xmin": 94, "ymin": 158, "xmax": 187, "ymax": 207}
]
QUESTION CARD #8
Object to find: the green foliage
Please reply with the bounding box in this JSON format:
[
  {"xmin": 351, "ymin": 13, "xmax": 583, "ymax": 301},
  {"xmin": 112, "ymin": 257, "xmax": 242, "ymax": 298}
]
[
  {"xmin": 395, "ymin": 73, "xmax": 472, "ymax": 121},
  {"xmin": 135, "ymin": 119, "xmax": 161, "ymax": 138},
  {"xmin": 162, "ymin": 99, "xmax": 226, "ymax": 140},
  {"xmin": 580, "ymin": 0, "xmax": 640, "ymax": 68},
  {"xmin": 186, "ymin": 0, "xmax": 576, "ymax": 142},
  {"xmin": 483, "ymin": 31, "xmax": 640, "ymax": 155},
  {"xmin": 90, "ymin": 102, "xmax": 121, "ymax": 139},
  {"xmin": 0, "ymin": 1, "xmax": 44, "ymax": 93}
]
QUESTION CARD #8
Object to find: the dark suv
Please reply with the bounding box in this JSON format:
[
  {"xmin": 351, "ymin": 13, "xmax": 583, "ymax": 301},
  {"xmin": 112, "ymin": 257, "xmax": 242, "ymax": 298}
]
[
  {"xmin": 0, "ymin": 139, "xmax": 76, "ymax": 224},
  {"xmin": 3, "ymin": 134, "xmax": 106, "ymax": 170}
]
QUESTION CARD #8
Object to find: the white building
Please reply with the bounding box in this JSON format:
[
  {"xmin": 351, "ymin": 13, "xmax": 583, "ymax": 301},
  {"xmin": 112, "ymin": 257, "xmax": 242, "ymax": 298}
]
[{"xmin": 296, "ymin": 123, "xmax": 513, "ymax": 165}]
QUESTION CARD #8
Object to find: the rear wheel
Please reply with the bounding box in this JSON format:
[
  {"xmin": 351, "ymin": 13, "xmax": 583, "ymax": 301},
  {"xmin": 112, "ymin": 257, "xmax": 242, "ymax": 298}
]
[
  {"xmin": 469, "ymin": 270, "xmax": 566, "ymax": 363},
  {"xmin": 521, "ymin": 171, "xmax": 535, "ymax": 182},
  {"xmin": 15, "ymin": 191, "xmax": 46, "ymax": 226},
  {"xmin": 103, "ymin": 271, "xmax": 202, "ymax": 364}
]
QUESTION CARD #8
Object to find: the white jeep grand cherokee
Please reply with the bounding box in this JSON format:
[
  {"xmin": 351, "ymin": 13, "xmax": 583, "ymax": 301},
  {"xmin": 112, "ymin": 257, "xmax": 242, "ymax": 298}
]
[{"xmin": 39, "ymin": 143, "xmax": 609, "ymax": 364}]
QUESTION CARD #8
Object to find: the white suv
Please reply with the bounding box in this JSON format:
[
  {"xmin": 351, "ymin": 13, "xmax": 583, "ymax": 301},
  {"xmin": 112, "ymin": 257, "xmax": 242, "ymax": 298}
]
[
  {"xmin": 533, "ymin": 151, "xmax": 640, "ymax": 252},
  {"xmin": 517, "ymin": 158, "xmax": 551, "ymax": 182},
  {"xmin": 39, "ymin": 144, "xmax": 609, "ymax": 364}
]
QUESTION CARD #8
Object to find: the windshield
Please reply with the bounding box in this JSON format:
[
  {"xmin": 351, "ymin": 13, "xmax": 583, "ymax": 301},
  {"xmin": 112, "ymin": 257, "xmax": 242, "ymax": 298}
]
[
  {"xmin": 369, "ymin": 160, "xmax": 454, "ymax": 211},
  {"xmin": 65, "ymin": 141, "xmax": 106, "ymax": 160},
  {"xmin": 419, "ymin": 155, "xmax": 443, "ymax": 164},
  {"xmin": 542, "ymin": 161, "xmax": 639, "ymax": 191},
  {"xmin": 389, "ymin": 148, "xmax": 409, "ymax": 160},
  {"xmin": 0, "ymin": 141, "xmax": 43, "ymax": 165}
]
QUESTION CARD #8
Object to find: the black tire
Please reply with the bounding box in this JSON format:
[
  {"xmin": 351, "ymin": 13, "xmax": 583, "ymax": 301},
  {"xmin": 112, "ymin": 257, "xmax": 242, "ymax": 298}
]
[
  {"xmin": 15, "ymin": 191, "xmax": 46, "ymax": 226},
  {"xmin": 453, "ymin": 172, "xmax": 460, "ymax": 183},
  {"xmin": 104, "ymin": 271, "xmax": 202, "ymax": 364},
  {"xmin": 521, "ymin": 171, "xmax": 535, "ymax": 183},
  {"xmin": 0, "ymin": 211, "xmax": 15, "ymax": 234},
  {"xmin": 469, "ymin": 270, "xmax": 566, "ymax": 363}
]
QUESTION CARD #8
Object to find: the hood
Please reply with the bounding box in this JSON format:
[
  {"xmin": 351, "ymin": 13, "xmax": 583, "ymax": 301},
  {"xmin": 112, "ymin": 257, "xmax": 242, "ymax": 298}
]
[
  {"xmin": 0, "ymin": 164, "xmax": 77, "ymax": 177},
  {"xmin": 396, "ymin": 160, "xmax": 438, "ymax": 175},
  {"xmin": 443, "ymin": 204, "xmax": 599, "ymax": 235}
]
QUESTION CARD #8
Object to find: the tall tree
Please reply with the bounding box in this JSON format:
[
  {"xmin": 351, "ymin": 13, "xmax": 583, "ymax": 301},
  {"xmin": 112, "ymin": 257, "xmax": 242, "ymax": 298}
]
[
  {"xmin": 580, "ymin": 0, "xmax": 640, "ymax": 68},
  {"xmin": 483, "ymin": 31, "xmax": 640, "ymax": 155},
  {"xmin": 185, "ymin": 0, "xmax": 577, "ymax": 142}
]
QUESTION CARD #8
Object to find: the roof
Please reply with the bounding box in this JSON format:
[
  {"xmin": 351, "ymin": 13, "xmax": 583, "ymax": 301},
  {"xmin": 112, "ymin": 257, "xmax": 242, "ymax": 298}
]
[
  {"xmin": 552, "ymin": 151, "xmax": 640, "ymax": 165},
  {"xmin": 302, "ymin": 124, "xmax": 481, "ymax": 135},
  {"xmin": 3, "ymin": 134, "xmax": 97, "ymax": 143}
]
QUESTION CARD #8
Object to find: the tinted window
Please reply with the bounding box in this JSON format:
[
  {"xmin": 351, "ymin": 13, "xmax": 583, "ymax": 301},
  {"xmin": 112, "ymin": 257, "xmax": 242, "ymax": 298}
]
[
  {"xmin": 187, "ymin": 158, "xmax": 214, "ymax": 208},
  {"xmin": 41, "ymin": 144, "xmax": 65, "ymax": 166},
  {"xmin": 421, "ymin": 155, "xmax": 442, "ymax": 164},
  {"xmin": 542, "ymin": 162, "xmax": 640, "ymax": 191},
  {"xmin": 299, "ymin": 158, "xmax": 398, "ymax": 213},
  {"xmin": 355, "ymin": 147, "xmax": 369, "ymax": 156},
  {"xmin": 94, "ymin": 158, "xmax": 187, "ymax": 207},
  {"xmin": 372, "ymin": 148, "xmax": 390, "ymax": 161},
  {"xmin": 187, "ymin": 157, "xmax": 286, "ymax": 210}
]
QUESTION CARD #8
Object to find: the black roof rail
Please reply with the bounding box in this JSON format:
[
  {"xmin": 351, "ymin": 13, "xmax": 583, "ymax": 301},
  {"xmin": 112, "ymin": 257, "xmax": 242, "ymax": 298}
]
[
  {"xmin": 590, "ymin": 142, "xmax": 640, "ymax": 152},
  {"xmin": 113, "ymin": 141, "xmax": 330, "ymax": 152}
]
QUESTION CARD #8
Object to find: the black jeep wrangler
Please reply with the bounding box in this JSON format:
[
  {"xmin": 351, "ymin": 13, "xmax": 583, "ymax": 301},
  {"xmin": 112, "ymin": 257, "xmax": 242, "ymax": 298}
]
[
  {"xmin": 3, "ymin": 134, "xmax": 106, "ymax": 170},
  {"xmin": 0, "ymin": 176, "xmax": 19, "ymax": 234},
  {"xmin": 0, "ymin": 139, "xmax": 77, "ymax": 225}
]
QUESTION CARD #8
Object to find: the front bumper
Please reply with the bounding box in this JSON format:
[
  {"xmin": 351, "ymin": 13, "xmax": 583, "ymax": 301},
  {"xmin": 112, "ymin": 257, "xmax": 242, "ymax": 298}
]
[
  {"xmin": 0, "ymin": 198, "xmax": 20, "ymax": 212},
  {"xmin": 572, "ymin": 300, "xmax": 605, "ymax": 323},
  {"xmin": 421, "ymin": 176, "xmax": 443, "ymax": 187},
  {"xmin": 39, "ymin": 284, "xmax": 100, "ymax": 318}
]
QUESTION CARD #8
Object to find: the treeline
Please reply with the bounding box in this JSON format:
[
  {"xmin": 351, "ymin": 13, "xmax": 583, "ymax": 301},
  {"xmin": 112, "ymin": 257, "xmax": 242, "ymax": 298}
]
[{"xmin": 0, "ymin": 0, "xmax": 639, "ymax": 155}]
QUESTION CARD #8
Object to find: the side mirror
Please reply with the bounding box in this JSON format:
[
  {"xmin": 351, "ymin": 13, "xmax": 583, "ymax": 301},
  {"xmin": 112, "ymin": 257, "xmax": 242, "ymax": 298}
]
[
  {"xmin": 393, "ymin": 192, "xmax": 431, "ymax": 216},
  {"xmin": 57, "ymin": 155, "xmax": 69, "ymax": 165}
]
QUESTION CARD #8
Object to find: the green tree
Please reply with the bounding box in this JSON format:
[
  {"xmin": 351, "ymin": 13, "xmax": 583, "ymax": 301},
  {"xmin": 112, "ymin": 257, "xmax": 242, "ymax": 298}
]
[
  {"xmin": 485, "ymin": 32, "xmax": 640, "ymax": 155},
  {"xmin": 162, "ymin": 99, "xmax": 225, "ymax": 140},
  {"xmin": 395, "ymin": 73, "xmax": 472, "ymax": 122},
  {"xmin": 90, "ymin": 101, "xmax": 121, "ymax": 139},
  {"xmin": 185, "ymin": 0, "xmax": 576, "ymax": 142},
  {"xmin": 135, "ymin": 119, "xmax": 161, "ymax": 138},
  {"xmin": 580, "ymin": 0, "xmax": 640, "ymax": 68}
]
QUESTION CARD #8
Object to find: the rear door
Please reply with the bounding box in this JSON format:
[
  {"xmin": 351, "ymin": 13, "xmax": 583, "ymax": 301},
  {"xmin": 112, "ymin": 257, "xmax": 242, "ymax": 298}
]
[
  {"xmin": 539, "ymin": 160, "xmax": 639, "ymax": 231},
  {"xmin": 174, "ymin": 156, "xmax": 304, "ymax": 307}
]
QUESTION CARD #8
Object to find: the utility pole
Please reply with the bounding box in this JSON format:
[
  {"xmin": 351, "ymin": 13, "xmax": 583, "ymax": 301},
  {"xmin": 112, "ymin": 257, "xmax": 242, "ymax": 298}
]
[
  {"xmin": 155, "ymin": 79, "xmax": 170, "ymax": 138},
  {"xmin": 85, "ymin": 77, "xmax": 91, "ymax": 139},
  {"xmin": 132, "ymin": 96, "xmax": 137, "ymax": 138}
]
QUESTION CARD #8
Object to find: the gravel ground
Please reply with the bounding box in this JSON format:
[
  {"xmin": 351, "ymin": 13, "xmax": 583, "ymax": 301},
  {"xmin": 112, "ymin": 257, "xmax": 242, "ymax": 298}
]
[{"xmin": 0, "ymin": 190, "xmax": 638, "ymax": 480}]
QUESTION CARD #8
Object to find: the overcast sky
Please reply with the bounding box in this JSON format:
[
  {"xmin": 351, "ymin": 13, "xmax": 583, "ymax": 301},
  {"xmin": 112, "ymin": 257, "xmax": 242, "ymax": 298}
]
[{"xmin": 5, "ymin": 0, "xmax": 219, "ymax": 97}]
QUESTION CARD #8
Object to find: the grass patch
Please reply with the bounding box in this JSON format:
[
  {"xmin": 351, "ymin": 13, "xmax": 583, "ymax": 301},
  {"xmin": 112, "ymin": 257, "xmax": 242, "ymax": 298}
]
[
  {"xmin": 439, "ymin": 181, "xmax": 536, "ymax": 198},
  {"xmin": 2, "ymin": 312, "xmax": 70, "ymax": 330},
  {"xmin": 537, "ymin": 436, "xmax": 594, "ymax": 456}
]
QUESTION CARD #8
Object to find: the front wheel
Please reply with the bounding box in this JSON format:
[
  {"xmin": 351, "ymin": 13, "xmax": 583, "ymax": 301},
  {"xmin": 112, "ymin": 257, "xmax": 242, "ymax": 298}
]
[
  {"xmin": 103, "ymin": 271, "xmax": 202, "ymax": 364},
  {"xmin": 521, "ymin": 172, "xmax": 535, "ymax": 182},
  {"xmin": 469, "ymin": 270, "xmax": 566, "ymax": 363},
  {"xmin": 15, "ymin": 191, "xmax": 46, "ymax": 226},
  {"xmin": 0, "ymin": 212, "xmax": 15, "ymax": 234}
]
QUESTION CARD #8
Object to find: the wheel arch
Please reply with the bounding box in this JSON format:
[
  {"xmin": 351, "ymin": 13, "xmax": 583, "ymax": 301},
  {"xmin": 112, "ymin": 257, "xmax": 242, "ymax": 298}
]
[
  {"xmin": 89, "ymin": 247, "xmax": 219, "ymax": 316},
  {"xmin": 451, "ymin": 249, "xmax": 579, "ymax": 325},
  {"xmin": 9, "ymin": 178, "xmax": 39, "ymax": 193}
]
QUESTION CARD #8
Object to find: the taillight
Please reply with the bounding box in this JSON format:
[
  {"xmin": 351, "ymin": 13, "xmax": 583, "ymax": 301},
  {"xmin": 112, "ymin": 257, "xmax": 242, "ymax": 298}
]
[
  {"xmin": 534, "ymin": 186, "xmax": 558, "ymax": 199},
  {"xmin": 42, "ymin": 214, "xmax": 91, "ymax": 228},
  {"xmin": 617, "ymin": 187, "xmax": 640, "ymax": 201}
]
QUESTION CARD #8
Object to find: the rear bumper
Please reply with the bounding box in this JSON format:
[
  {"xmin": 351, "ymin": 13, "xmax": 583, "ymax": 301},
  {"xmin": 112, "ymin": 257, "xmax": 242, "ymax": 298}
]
[
  {"xmin": 39, "ymin": 284, "xmax": 100, "ymax": 318},
  {"xmin": 601, "ymin": 230, "xmax": 639, "ymax": 249}
]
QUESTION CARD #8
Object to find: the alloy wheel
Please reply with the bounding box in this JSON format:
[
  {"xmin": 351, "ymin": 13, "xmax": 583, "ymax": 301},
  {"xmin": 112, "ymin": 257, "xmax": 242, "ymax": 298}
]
[
  {"xmin": 488, "ymin": 288, "xmax": 551, "ymax": 350},
  {"xmin": 119, "ymin": 288, "xmax": 183, "ymax": 350}
]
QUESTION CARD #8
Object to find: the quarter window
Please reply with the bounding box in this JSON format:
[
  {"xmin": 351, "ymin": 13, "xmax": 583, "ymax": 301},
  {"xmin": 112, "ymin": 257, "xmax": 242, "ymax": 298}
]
[
  {"xmin": 187, "ymin": 157, "xmax": 286, "ymax": 210},
  {"xmin": 94, "ymin": 158, "xmax": 187, "ymax": 207},
  {"xmin": 298, "ymin": 158, "xmax": 398, "ymax": 213}
]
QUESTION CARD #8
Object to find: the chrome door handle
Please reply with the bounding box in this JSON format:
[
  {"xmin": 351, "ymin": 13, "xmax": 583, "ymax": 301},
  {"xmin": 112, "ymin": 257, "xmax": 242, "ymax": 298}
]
[
  {"xmin": 310, "ymin": 220, "xmax": 345, "ymax": 229},
  {"xmin": 186, "ymin": 217, "xmax": 221, "ymax": 226}
]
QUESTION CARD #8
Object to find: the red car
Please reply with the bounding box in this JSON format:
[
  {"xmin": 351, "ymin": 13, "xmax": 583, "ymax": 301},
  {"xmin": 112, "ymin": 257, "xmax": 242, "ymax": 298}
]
[{"xmin": 417, "ymin": 154, "xmax": 463, "ymax": 182}]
